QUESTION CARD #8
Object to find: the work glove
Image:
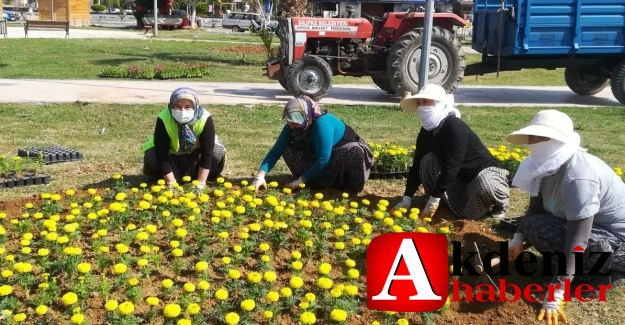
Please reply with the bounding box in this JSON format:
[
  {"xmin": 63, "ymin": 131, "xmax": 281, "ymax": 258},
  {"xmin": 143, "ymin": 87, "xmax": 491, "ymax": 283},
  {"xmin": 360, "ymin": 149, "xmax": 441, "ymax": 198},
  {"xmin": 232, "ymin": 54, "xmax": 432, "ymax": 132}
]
[
  {"xmin": 508, "ymin": 232, "xmax": 525, "ymax": 262},
  {"xmin": 251, "ymin": 173, "xmax": 267, "ymax": 193},
  {"xmin": 419, "ymin": 196, "xmax": 441, "ymax": 219},
  {"xmin": 392, "ymin": 196, "xmax": 412, "ymax": 212},
  {"xmin": 285, "ymin": 177, "xmax": 304, "ymax": 190},
  {"xmin": 194, "ymin": 183, "xmax": 206, "ymax": 195},
  {"xmin": 537, "ymin": 288, "xmax": 567, "ymax": 324},
  {"xmin": 166, "ymin": 181, "xmax": 181, "ymax": 196}
]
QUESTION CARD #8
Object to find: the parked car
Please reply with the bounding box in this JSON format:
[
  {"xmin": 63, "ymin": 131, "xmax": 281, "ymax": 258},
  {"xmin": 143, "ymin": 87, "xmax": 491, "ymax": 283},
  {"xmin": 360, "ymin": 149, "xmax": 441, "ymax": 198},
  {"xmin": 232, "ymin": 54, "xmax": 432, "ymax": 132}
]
[
  {"xmin": 3, "ymin": 11, "xmax": 20, "ymax": 21},
  {"xmin": 221, "ymin": 12, "xmax": 260, "ymax": 32},
  {"xmin": 2, "ymin": 12, "xmax": 9, "ymax": 21}
]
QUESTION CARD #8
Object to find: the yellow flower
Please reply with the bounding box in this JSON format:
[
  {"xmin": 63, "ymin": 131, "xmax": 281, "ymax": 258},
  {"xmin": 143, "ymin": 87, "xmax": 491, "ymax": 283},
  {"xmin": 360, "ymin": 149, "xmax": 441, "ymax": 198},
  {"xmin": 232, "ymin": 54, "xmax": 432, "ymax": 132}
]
[
  {"xmin": 76, "ymin": 263, "xmax": 91, "ymax": 274},
  {"xmin": 118, "ymin": 301, "xmax": 134, "ymax": 316},
  {"xmin": 280, "ymin": 287, "xmax": 293, "ymax": 297},
  {"xmin": 183, "ymin": 283, "xmax": 195, "ymax": 292},
  {"xmin": 417, "ymin": 227, "xmax": 429, "ymax": 233},
  {"xmin": 172, "ymin": 248, "xmax": 183, "ymax": 257},
  {"xmin": 145, "ymin": 296, "xmax": 160, "ymax": 306},
  {"xmin": 186, "ymin": 303, "xmax": 201, "ymax": 315},
  {"xmin": 225, "ymin": 312, "xmax": 240, "ymax": 325},
  {"xmin": 300, "ymin": 311, "xmax": 317, "ymax": 324},
  {"xmin": 305, "ymin": 293, "xmax": 316, "ymax": 302},
  {"xmin": 105, "ymin": 300, "xmax": 118, "ymax": 311},
  {"xmin": 228, "ymin": 269, "xmax": 241, "ymax": 279},
  {"xmin": 330, "ymin": 309, "xmax": 347, "ymax": 321},
  {"xmin": 128, "ymin": 278, "xmax": 139, "ymax": 286},
  {"xmin": 198, "ymin": 280, "xmax": 210, "ymax": 290},
  {"xmin": 61, "ymin": 292, "xmax": 78, "ymax": 305},
  {"xmin": 266, "ymin": 291, "xmax": 279, "ymax": 302},
  {"xmin": 347, "ymin": 268, "xmax": 360, "ymax": 279},
  {"xmin": 290, "ymin": 276, "xmax": 304, "ymax": 289},
  {"xmin": 263, "ymin": 271, "xmax": 277, "ymax": 282},
  {"xmin": 195, "ymin": 261, "xmax": 208, "ymax": 272},
  {"xmin": 263, "ymin": 311, "xmax": 273, "ymax": 319},
  {"xmin": 397, "ymin": 319, "xmax": 409, "ymax": 325},
  {"xmin": 35, "ymin": 305, "xmax": 48, "ymax": 316},
  {"xmin": 247, "ymin": 272, "xmax": 262, "ymax": 283},
  {"xmin": 438, "ymin": 226, "xmax": 450, "ymax": 234},
  {"xmin": 113, "ymin": 263, "xmax": 128, "ymax": 274},
  {"xmin": 177, "ymin": 320, "xmax": 192, "ymax": 325},
  {"xmin": 316, "ymin": 277, "xmax": 333, "ymax": 289},
  {"xmin": 240, "ymin": 299, "xmax": 255, "ymax": 311},
  {"xmin": 162, "ymin": 279, "xmax": 174, "ymax": 289},
  {"xmin": 12, "ymin": 313, "xmax": 26, "ymax": 322},
  {"xmin": 215, "ymin": 289, "xmax": 229, "ymax": 300},
  {"xmin": 163, "ymin": 304, "xmax": 181, "ymax": 318}
]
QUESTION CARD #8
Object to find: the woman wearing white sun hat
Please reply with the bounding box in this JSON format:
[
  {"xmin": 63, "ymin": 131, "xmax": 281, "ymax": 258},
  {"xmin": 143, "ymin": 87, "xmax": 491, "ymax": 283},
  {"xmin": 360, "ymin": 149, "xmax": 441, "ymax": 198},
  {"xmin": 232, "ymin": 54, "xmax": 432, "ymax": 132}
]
[
  {"xmin": 505, "ymin": 109, "xmax": 625, "ymax": 324},
  {"xmin": 392, "ymin": 84, "xmax": 510, "ymax": 220}
]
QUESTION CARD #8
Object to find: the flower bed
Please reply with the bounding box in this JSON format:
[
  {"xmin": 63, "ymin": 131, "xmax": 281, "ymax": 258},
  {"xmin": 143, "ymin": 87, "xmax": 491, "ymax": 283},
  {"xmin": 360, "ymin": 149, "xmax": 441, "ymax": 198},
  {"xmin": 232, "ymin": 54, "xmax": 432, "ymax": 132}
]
[
  {"xmin": 0, "ymin": 175, "xmax": 455, "ymax": 324},
  {"xmin": 100, "ymin": 62, "xmax": 210, "ymax": 80},
  {"xmin": 368, "ymin": 143, "xmax": 415, "ymax": 180},
  {"xmin": 0, "ymin": 155, "xmax": 50, "ymax": 188}
]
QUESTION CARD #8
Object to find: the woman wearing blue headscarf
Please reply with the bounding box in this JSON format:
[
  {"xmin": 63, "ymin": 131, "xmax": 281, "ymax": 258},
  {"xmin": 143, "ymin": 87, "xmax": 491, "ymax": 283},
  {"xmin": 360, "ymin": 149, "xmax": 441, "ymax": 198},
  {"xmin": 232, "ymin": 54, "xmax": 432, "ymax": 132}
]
[
  {"xmin": 142, "ymin": 87, "xmax": 226, "ymax": 191},
  {"xmin": 251, "ymin": 95, "xmax": 374, "ymax": 195}
]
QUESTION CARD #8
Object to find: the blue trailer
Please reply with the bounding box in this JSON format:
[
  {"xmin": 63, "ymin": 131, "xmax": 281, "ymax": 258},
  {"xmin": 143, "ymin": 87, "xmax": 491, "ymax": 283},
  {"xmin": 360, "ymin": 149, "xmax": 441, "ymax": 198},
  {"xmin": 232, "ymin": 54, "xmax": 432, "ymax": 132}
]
[{"xmin": 466, "ymin": 0, "xmax": 625, "ymax": 104}]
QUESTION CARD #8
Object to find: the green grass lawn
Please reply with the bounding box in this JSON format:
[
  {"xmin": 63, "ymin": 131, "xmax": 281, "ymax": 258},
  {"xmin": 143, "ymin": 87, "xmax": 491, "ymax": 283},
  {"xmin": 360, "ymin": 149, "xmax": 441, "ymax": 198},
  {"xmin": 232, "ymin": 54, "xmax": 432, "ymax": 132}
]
[
  {"xmin": 0, "ymin": 103, "xmax": 623, "ymax": 325},
  {"xmin": 0, "ymin": 38, "xmax": 566, "ymax": 85}
]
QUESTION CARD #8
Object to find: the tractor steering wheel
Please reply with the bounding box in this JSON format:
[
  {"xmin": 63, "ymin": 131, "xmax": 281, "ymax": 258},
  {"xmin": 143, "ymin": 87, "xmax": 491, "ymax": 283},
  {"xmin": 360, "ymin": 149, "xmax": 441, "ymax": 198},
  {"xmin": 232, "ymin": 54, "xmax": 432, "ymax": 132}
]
[{"xmin": 362, "ymin": 13, "xmax": 384, "ymax": 22}]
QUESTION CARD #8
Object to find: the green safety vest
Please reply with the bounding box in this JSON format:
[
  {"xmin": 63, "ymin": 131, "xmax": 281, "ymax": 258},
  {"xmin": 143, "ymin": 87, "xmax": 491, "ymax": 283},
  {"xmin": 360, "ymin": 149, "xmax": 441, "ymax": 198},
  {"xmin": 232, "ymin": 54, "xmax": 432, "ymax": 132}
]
[{"xmin": 142, "ymin": 108, "xmax": 210, "ymax": 154}]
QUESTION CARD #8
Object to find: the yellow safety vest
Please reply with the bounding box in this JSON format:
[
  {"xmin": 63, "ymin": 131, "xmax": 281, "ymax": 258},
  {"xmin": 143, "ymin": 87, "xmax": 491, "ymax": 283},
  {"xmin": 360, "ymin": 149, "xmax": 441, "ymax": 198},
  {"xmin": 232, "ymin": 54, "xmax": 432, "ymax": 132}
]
[{"xmin": 142, "ymin": 108, "xmax": 209, "ymax": 154}]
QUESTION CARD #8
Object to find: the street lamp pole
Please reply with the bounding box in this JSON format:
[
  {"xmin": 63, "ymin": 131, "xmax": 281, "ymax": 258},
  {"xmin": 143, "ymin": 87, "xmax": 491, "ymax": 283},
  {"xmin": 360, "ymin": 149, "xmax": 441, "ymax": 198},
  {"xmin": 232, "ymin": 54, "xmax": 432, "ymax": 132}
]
[
  {"xmin": 153, "ymin": 0, "xmax": 158, "ymax": 36},
  {"xmin": 417, "ymin": 0, "xmax": 435, "ymax": 92}
]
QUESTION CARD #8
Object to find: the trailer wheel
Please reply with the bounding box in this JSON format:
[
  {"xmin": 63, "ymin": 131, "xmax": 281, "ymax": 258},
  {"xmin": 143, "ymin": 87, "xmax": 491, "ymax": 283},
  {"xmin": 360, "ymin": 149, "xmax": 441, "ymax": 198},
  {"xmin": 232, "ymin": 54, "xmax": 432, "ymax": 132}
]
[
  {"xmin": 286, "ymin": 56, "xmax": 333, "ymax": 101},
  {"xmin": 387, "ymin": 26, "xmax": 466, "ymax": 98},
  {"xmin": 371, "ymin": 76, "xmax": 396, "ymax": 94},
  {"xmin": 611, "ymin": 60, "xmax": 625, "ymax": 105},
  {"xmin": 565, "ymin": 67, "xmax": 609, "ymax": 95}
]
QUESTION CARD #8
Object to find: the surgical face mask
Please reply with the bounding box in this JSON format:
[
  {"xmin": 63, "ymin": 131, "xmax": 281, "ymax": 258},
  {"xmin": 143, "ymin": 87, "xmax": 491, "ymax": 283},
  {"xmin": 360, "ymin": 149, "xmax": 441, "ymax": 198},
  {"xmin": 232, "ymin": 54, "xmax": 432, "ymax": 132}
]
[{"xmin": 172, "ymin": 110, "xmax": 195, "ymax": 124}]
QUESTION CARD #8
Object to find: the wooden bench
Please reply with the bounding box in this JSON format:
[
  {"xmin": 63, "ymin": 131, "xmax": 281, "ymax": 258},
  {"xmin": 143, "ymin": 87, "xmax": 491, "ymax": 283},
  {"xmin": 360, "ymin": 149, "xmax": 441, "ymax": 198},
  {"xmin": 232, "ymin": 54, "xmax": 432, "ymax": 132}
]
[
  {"xmin": 25, "ymin": 20, "xmax": 70, "ymax": 39},
  {"xmin": 142, "ymin": 17, "xmax": 183, "ymax": 34},
  {"xmin": 0, "ymin": 20, "xmax": 7, "ymax": 39}
]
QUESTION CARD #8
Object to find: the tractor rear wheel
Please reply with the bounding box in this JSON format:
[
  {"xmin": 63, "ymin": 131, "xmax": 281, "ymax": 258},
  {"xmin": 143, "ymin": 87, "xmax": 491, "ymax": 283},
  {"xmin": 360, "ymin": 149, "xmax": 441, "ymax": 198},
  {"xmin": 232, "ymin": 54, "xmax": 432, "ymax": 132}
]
[
  {"xmin": 564, "ymin": 67, "xmax": 609, "ymax": 95},
  {"xmin": 387, "ymin": 26, "xmax": 466, "ymax": 98},
  {"xmin": 286, "ymin": 56, "xmax": 333, "ymax": 101},
  {"xmin": 610, "ymin": 59, "xmax": 625, "ymax": 105},
  {"xmin": 371, "ymin": 76, "xmax": 396, "ymax": 94}
]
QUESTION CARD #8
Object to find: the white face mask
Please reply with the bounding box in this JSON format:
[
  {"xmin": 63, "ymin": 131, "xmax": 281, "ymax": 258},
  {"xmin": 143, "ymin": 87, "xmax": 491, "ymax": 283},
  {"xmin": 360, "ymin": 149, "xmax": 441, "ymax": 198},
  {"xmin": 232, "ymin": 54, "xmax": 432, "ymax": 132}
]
[
  {"xmin": 172, "ymin": 110, "xmax": 195, "ymax": 124},
  {"xmin": 417, "ymin": 105, "xmax": 445, "ymax": 131},
  {"xmin": 526, "ymin": 139, "xmax": 565, "ymax": 167}
]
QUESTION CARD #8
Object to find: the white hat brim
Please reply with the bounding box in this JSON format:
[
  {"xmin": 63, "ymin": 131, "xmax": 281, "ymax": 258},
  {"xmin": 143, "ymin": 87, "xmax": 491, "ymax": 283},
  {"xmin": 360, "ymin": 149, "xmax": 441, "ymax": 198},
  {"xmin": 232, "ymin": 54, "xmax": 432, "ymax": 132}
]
[
  {"xmin": 399, "ymin": 92, "xmax": 442, "ymax": 113},
  {"xmin": 506, "ymin": 124, "xmax": 570, "ymax": 145}
]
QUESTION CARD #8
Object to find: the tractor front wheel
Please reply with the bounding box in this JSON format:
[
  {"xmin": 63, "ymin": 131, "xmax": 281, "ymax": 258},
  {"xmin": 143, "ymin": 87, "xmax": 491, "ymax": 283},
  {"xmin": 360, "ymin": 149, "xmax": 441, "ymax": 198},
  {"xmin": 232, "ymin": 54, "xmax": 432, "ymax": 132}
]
[
  {"xmin": 286, "ymin": 56, "xmax": 333, "ymax": 101},
  {"xmin": 564, "ymin": 67, "xmax": 609, "ymax": 95},
  {"xmin": 279, "ymin": 79, "xmax": 289, "ymax": 91},
  {"xmin": 387, "ymin": 26, "xmax": 466, "ymax": 98},
  {"xmin": 371, "ymin": 76, "xmax": 396, "ymax": 94}
]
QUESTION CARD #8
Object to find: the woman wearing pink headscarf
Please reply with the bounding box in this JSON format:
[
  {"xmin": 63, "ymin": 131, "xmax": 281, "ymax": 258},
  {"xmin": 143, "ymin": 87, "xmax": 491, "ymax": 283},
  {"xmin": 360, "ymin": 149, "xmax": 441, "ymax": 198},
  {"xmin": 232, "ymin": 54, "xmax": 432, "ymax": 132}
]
[{"xmin": 251, "ymin": 95, "xmax": 374, "ymax": 195}]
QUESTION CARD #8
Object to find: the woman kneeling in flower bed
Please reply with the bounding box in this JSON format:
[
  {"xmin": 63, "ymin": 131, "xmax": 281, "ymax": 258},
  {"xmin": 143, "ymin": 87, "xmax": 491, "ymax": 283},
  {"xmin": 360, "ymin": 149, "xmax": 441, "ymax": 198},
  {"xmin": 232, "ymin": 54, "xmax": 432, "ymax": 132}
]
[
  {"xmin": 394, "ymin": 85, "xmax": 510, "ymax": 220},
  {"xmin": 506, "ymin": 110, "xmax": 625, "ymax": 322},
  {"xmin": 252, "ymin": 95, "xmax": 374, "ymax": 195},
  {"xmin": 142, "ymin": 87, "xmax": 227, "ymax": 191}
]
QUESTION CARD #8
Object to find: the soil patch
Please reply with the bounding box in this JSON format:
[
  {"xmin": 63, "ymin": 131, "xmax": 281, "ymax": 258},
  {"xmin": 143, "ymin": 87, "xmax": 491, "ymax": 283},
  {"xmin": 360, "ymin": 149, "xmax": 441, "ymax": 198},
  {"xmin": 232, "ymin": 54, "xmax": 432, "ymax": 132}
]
[{"xmin": 218, "ymin": 45, "xmax": 268, "ymax": 55}]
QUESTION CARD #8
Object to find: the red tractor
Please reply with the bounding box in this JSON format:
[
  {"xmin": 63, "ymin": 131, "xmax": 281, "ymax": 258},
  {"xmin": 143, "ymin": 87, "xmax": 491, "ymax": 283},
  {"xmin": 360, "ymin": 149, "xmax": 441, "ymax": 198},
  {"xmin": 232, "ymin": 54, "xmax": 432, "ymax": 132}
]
[{"xmin": 265, "ymin": 11, "xmax": 468, "ymax": 101}]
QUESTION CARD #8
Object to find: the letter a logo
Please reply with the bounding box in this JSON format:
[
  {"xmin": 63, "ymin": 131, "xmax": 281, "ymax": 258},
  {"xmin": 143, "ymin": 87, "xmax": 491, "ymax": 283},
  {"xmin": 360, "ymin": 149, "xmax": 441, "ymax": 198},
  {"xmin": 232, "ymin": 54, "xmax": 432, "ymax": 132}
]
[{"xmin": 367, "ymin": 233, "xmax": 448, "ymax": 312}]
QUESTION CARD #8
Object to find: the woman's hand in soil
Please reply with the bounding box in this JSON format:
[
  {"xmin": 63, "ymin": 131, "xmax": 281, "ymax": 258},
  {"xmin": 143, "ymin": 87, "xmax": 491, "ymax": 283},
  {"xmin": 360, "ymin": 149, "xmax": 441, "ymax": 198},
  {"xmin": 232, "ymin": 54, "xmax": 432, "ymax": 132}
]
[
  {"xmin": 419, "ymin": 196, "xmax": 441, "ymax": 219},
  {"xmin": 251, "ymin": 172, "xmax": 267, "ymax": 194},
  {"xmin": 537, "ymin": 288, "xmax": 567, "ymax": 324},
  {"xmin": 392, "ymin": 196, "xmax": 412, "ymax": 212},
  {"xmin": 194, "ymin": 183, "xmax": 205, "ymax": 194},
  {"xmin": 508, "ymin": 233, "xmax": 525, "ymax": 262},
  {"xmin": 285, "ymin": 177, "xmax": 304, "ymax": 190}
]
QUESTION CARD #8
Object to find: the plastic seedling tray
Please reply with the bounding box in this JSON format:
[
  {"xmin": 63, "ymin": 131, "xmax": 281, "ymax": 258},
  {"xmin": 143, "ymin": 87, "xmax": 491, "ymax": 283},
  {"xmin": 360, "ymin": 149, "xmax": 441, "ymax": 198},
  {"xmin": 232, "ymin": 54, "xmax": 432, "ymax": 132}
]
[{"xmin": 18, "ymin": 146, "xmax": 84, "ymax": 164}]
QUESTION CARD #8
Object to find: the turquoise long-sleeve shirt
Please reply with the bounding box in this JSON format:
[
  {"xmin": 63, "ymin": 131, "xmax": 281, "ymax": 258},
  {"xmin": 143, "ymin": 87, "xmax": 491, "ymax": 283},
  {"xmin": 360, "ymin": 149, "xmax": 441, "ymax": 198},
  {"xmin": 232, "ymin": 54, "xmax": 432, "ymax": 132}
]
[{"xmin": 260, "ymin": 113, "xmax": 346, "ymax": 181}]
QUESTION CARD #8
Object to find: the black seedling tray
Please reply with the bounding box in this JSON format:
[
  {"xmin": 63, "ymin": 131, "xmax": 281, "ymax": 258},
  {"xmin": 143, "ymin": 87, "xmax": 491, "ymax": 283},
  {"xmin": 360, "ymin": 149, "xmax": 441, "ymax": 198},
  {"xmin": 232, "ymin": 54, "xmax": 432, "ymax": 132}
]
[
  {"xmin": 499, "ymin": 216, "xmax": 522, "ymax": 232},
  {"xmin": 0, "ymin": 173, "xmax": 51, "ymax": 188},
  {"xmin": 17, "ymin": 146, "xmax": 84, "ymax": 164}
]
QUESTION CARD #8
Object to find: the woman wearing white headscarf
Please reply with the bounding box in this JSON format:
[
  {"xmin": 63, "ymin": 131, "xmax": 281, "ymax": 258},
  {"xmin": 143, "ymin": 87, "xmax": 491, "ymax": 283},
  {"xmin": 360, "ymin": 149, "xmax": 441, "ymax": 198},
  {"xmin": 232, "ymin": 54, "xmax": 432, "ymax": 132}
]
[
  {"xmin": 393, "ymin": 84, "xmax": 510, "ymax": 220},
  {"xmin": 505, "ymin": 110, "xmax": 625, "ymax": 325}
]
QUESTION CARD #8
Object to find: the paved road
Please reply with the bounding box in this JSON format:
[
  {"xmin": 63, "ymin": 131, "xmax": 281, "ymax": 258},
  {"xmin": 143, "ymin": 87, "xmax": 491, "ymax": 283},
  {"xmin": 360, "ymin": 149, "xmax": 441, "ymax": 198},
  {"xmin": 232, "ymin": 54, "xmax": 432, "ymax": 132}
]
[{"xmin": 0, "ymin": 79, "xmax": 619, "ymax": 107}]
